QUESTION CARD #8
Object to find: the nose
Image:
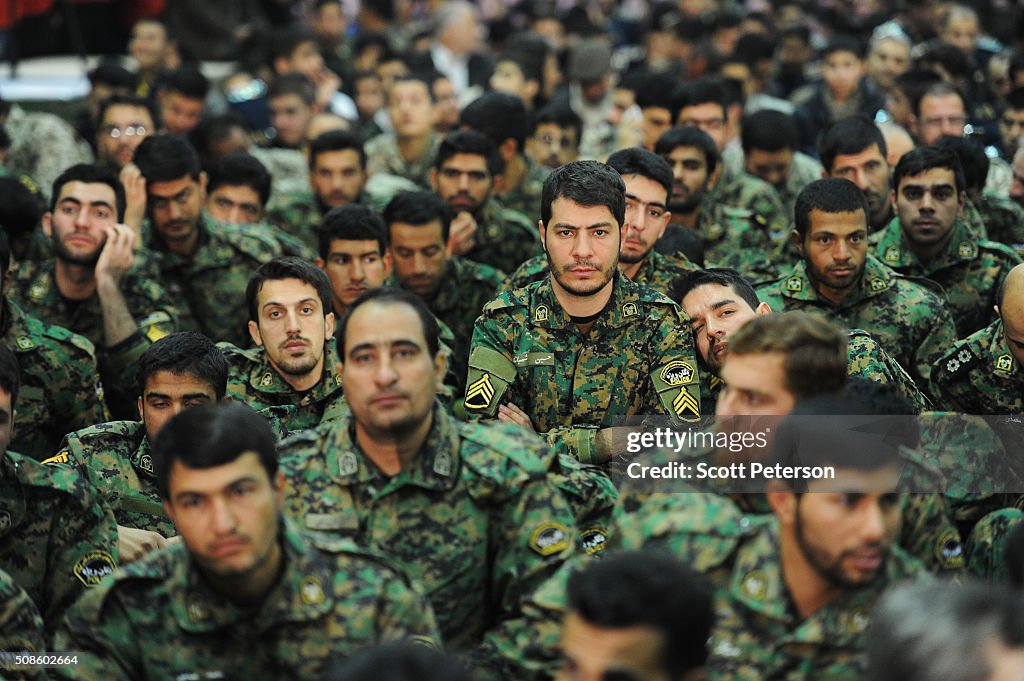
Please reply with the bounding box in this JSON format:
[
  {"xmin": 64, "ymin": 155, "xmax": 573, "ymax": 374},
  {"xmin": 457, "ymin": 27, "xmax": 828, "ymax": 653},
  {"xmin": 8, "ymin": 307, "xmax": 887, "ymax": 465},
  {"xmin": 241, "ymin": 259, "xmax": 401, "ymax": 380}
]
[
  {"xmin": 373, "ymin": 353, "xmax": 399, "ymax": 386},
  {"xmin": 350, "ymin": 258, "xmax": 366, "ymax": 282},
  {"xmin": 284, "ymin": 308, "xmax": 302, "ymax": 333},
  {"xmin": 859, "ymin": 501, "xmax": 886, "ymax": 544},
  {"xmin": 166, "ymin": 199, "xmax": 183, "ymax": 220},
  {"xmin": 209, "ymin": 497, "xmax": 237, "ymax": 536},
  {"xmin": 852, "ymin": 168, "xmax": 869, "ymax": 191},
  {"xmin": 570, "ymin": 231, "xmax": 595, "ymax": 259},
  {"xmin": 833, "ymin": 238, "xmax": 852, "ymax": 261},
  {"xmin": 458, "ymin": 173, "xmax": 470, "ymax": 191},
  {"xmin": 412, "ymin": 252, "xmax": 428, "ymax": 274}
]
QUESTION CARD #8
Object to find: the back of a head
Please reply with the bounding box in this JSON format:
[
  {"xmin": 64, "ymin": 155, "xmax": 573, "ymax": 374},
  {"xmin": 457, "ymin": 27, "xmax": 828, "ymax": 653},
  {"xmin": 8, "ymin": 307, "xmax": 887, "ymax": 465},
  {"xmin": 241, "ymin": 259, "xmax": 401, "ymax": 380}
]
[
  {"xmin": 605, "ymin": 147, "xmax": 674, "ymax": 201},
  {"xmin": 321, "ymin": 642, "xmax": 470, "ymax": 681},
  {"xmin": 818, "ymin": 115, "xmax": 887, "ymax": 173},
  {"xmin": 793, "ymin": 177, "xmax": 869, "ymax": 239},
  {"xmin": 936, "ymin": 136, "xmax": 988, "ymax": 194},
  {"xmin": 460, "ymin": 92, "xmax": 529, "ymax": 153},
  {"xmin": 566, "ymin": 550, "xmax": 713, "ymax": 680},
  {"xmin": 540, "ymin": 160, "xmax": 626, "ymax": 229},
  {"xmin": 0, "ymin": 177, "xmax": 43, "ymax": 243},
  {"xmin": 742, "ymin": 110, "xmax": 799, "ymax": 154},
  {"xmin": 136, "ymin": 331, "xmax": 229, "ymax": 401},
  {"xmin": 134, "ymin": 134, "xmax": 202, "ymax": 183}
]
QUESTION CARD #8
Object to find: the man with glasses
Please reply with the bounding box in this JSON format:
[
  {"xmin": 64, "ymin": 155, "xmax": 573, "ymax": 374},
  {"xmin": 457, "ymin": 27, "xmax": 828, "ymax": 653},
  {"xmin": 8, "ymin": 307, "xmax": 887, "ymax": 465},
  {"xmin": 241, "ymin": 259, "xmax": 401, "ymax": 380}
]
[{"xmin": 94, "ymin": 94, "xmax": 154, "ymax": 172}]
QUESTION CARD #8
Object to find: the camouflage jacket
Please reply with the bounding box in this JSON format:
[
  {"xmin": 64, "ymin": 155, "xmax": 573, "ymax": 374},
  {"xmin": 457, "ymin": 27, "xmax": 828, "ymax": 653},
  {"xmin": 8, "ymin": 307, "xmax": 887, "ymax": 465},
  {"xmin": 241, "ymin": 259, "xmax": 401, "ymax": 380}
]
[
  {"xmin": 277, "ymin": 407, "xmax": 577, "ymax": 680},
  {"xmin": 10, "ymin": 256, "xmax": 178, "ymax": 419},
  {"xmin": 721, "ymin": 145, "xmax": 821, "ymax": 224},
  {"xmin": 0, "ymin": 450, "xmax": 118, "ymax": 642},
  {"xmin": 498, "ymin": 250, "xmax": 700, "ymax": 298},
  {"xmin": 54, "ymin": 519, "xmax": 440, "ymax": 681},
  {"xmin": 466, "ymin": 272, "xmax": 703, "ymax": 463},
  {"xmin": 462, "ymin": 199, "xmax": 541, "ymax": 276},
  {"xmin": 498, "ymin": 156, "xmax": 549, "ymax": 222},
  {"xmin": 696, "ymin": 199, "xmax": 785, "ymax": 283},
  {"xmin": 44, "ymin": 420, "xmax": 173, "ymax": 538},
  {"xmin": 250, "ymin": 146, "xmax": 310, "ymax": 208},
  {"xmin": 755, "ymin": 257, "xmax": 958, "ymax": 396},
  {"xmin": 220, "ymin": 340, "xmax": 348, "ymax": 431},
  {"xmin": 0, "ymin": 568, "xmax": 45, "ymax": 681},
  {"xmin": 929, "ymin": 318, "xmax": 1023, "ymax": 414},
  {"xmin": 365, "ymin": 133, "xmax": 442, "ymax": 189},
  {"xmin": 147, "ymin": 216, "xmax": 284, "ymax": 346},
  {"xmin": 266, "ymin": 190, "xmax": 325, "ymax": 255},
  {"xmin": 3, "ymin": 105, "xmax": 92, "ymax": 202},
  {"xmin": 871, "ymin": 217, "xmax": 1021, "ymax": 338},
  {"xmin": 2, "ymin": 299, "xmax": 108, "ymax": 460},
  {"xmin": 976, "ymin": 194, "xmax": 1024, "ymax": 254},
  {"xmin": 711, "ymin": 161, "xmax": 790, "ymax": 249}
]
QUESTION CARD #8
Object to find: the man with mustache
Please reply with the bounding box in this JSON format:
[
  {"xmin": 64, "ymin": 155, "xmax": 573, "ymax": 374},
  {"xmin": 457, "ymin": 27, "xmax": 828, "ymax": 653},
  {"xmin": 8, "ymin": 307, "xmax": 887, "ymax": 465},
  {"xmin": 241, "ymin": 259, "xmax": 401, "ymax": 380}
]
[
  {"xmin": 871, "ymin": 145, "xmax": 1020, "ymax": 338},
  {"xmin": 220, "ymin": 257, "xmax": 345, "ymax": 432},
  {"xmin": 819, "ymin": 116, "xmax": 895, "ymax": 234},
  {"xmin": 526, "ymin": 103, "xmax": 582, "ymax": 172}
]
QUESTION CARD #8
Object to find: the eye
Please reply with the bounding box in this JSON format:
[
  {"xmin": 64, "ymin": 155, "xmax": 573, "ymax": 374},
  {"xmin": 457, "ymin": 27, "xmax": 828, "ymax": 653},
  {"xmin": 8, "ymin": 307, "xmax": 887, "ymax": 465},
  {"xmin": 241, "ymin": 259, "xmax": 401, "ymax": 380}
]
[
  {"xmin": 934, "ymin": 187, "xmax": 954, "ymax": 201},
  {"xmin": 301, "ymin": 305, "xmax": 315, "ymax": 314},
  {"xmin": 648, "ymin": 208, "xmax": 664, "ymax": 219},
  {"xmin": 691, "ymin": 321, "xmax": 705, "ymax": 333},
  {"xmin": 593, "ymin": 229, "xmax": 608, "ymax": 237},
  {"xmin": 268, "ymin": 309, "xmax": 282, "ymax": 319},
  {"xmin": 903, "ymin": 188, "xmax": 923, "ymax": 200}
]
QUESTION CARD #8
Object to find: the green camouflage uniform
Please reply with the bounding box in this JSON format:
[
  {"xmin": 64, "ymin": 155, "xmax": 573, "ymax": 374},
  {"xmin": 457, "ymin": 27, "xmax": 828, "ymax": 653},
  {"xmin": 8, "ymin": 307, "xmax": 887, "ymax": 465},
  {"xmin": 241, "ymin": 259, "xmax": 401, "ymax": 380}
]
[
  {"xmin": 2, "ymin": 299, "xmax": 108, "ymax": 460},
  {"xmin": 277, "ymin": 408, "xmax": 577, "ymax": 680},
  {"xmin": 498, "ymin": 249, "xmax": 700, "ymax": 298},
  {"xmin": 0, "ymin": 450, "xmax": 118, "ymax": 641},
  {"xmin": 399, "ymin": 257, "xmax": 504, "ymax": 395},
  {"xmin": 365, "ymin": 133, "xmax": 441, "ymax": 189},
  {"xmin": 10, "ymin": 255, "xmax": 178, "ymax": 419},
  {"xmin": 462, "ymin": 199, "xmax": 542, "ymax": 276},
  {"xmin": 265, "ymin": 191, "xmax": 325, "ymax": 254},
  {"xmin": 466, "ymin": 272, "xmax": 703, "ymax": 463},
  {"xmin": 722, "ymin": 145, "xmax": 822, "ymax": 223},
  {"xmin": 499, "ymin": 156, "xmax": 549, "ymax": 222},
  {"xmin": 219, "ymin": 340, "xmax": 348, "ymax": 432},
  {"xmin": 755, "ymin": 256, "xmax": 958, "ymax": 395},
  {"xmin": 696, "ymin": 198, "xmax": 788, "ymax": 284},
  {"xmin": 3, "ymin": 105, "xmax": 92, "ymax": 202},
  {"xmin": 250, "ymin": 146, "xmax": 310, "ymax": 209},
  {"xmin": 147, "ymin": 216, "xmax": 284, "ymax": 347},
  {"xmin": 964, "ymin": 508, "xmax": 1023, "ymax": 582},
  {"xmin": 0, "ymin": 567, "xmax": 45, "ymax": 679},
  {"xmin": 711, "ymin": 160, "xmax": 790, "ymax": 249},
  {"xmin": 54, "ymin": 519, "xmax": 440, "ymax": 681},
  {"xmin": 871, "ymin": 217, "xmax": 1021, "ymax": 337},
  {"xmin": 976, "ymin": 194, "xmax": 1024, "ymax": 254},
  {"xmin": 929, "ymin": 318, "xmax": 1023, "ymax": 414}
]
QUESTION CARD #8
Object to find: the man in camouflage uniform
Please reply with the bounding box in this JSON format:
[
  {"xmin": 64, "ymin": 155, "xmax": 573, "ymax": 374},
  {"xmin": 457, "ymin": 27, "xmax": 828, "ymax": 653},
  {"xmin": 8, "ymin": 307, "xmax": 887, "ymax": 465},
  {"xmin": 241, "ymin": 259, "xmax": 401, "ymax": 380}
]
[
  {"xmin": 460, "ymin": 91, "xmax": 551, "ymax": 222},
  {"xmin": 755, "ymin": 178, "xmax": 957, "ymax": 397},
  {"xmin": 0, "ymin": 568, "xmax": 45, "ymax": 677},
  {"xmin": 365, "ymin": 75, "xmax": 442, "ymax": 188},
  {"xmin": 674, "ymin": 268, "xmax": 928, "ymax": 413},
  {"xmin": 819, "ymin": 116, "xmax": 897, "ymax": 233},
  {"xmin": 968, "ymin": 194, "xmax": 1024, "ymax": 254},
  {"xmin": 278, "ymin": 289, "xmax": 577, "ymax": 680},
  {"xmin": 0, "ymin": 231, "xmax": 108, "ymax": 460},
  {"xmin": 0, "ymin": 345, "xmax": 119, "ymax": 642},
  {"xmin": 655, "ymin": 126, "xmax": 783, "ymax": 283},
  {"xmin": 500, "ymin": 147, "xmax": 699, "ymax": 296},
  {"xmin": 871, "ymin": 145, "xmax": 1021, "ymax": 337},
  {"xmin": 431, "ymin": 130, "xmax": 541, "ymax": 276},
  {"xmin": 11, "ymin": 164, "xmax": 178, "ymax": 420},
  {"xmin": 930, "ymin": 263, "xmax": 1024, "ymax": 414},
  {"xmin": 220, "ymin": 258, "xmax": 345, "ymax": 431},
  {"xmin": 133, "ymin": 134, "xmax": 287, "ymax": 347},
  {"xmin": 467, "ymin": 161, "xmax": 704, "ymax": 464},
  {"xmin": 0, "ymin": 99, "xmax": 93, "ymax": 201},
  {"xmin": 386, "ymin": 190, "xmax": 504, "ymax": 394},
  {"xmin": 55, "ymin": 401, "xmax": 440, "ymax": 681},
  {"xmin": 266, "ymin": 130, "xmax": 367, "ymax": 252}
]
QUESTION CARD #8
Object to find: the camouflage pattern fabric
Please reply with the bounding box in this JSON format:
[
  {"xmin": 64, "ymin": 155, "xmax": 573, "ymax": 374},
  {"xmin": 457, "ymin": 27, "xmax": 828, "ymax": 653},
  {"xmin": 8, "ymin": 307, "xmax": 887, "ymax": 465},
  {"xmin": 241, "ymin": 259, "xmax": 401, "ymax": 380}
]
[
  {"xmin": 871, "ymin": 217, "xmax": 1021, "ymax": 337},
  {"xmin": 498, "ymin": 249, "xmax": 700, "ymax": 298},
  {"xmin": 929, "ymin": 318, "xmax": 1023, "ymax": 414},
  {"xmin": 461, "ymin": 199, "xmax": 542, "ymax": 276},
  {"xmin": 265, "ymin": 191, "xmax": 324, "ymax": 255},
  {"xmin": 976, "ymin": 194, "xmax": 1024, "ymax": 255},
  {"xmin": 0, "ymin": 450, "xmax": 118, "ymax": 642},
  {"xmin": 277, "ymin": 407, "xmax": 576, "ymax": 680},
  {"xmin": 964, "ymin": 508, "xmax": 1023, "ymax": 582},
  {"xmin": 710, "ymin": 161, "xmax": 790, "ymax": 249},
  {"xmin": 499, "ymin": 156, "xmax": 550, "ymax": 222},
  {"xmin": 365, "ymin": 133, "xmax": 441, "ymax": 189},
  {"xmin": 697, "ymin": 198, "xmax": 788, "ymax": 283},
  {"xmin": 147, "ymin": 216, "xmax": 284, "ymax": 347},
  {"xmin": 54, "ymin": 519, "xmax": 440, "ymax": 681},
  {"xmin": 721, "ymin": 145, "xmax": 821, "ymax": 225},
  {"xmin": 2, "ymin": 299, "xmax": 108, "ymax": 460},
  {"xmin": 755, "ymin": 256, "xmax": 958, "ymax": 398},
  {"xmin": 548, "ymin": 453, "xmax": 618, "ymax": 557},
  {"xmin": 0, "ymin": 567, "xmax": 45, "ymax": 681},
  {"xmin": 466, "ymin": 272, "xmax": 703, "ymax": 462},
  {"xmin": 3, "ymin": 105, "xmax": 92, "ymax": 201},
  {"xmin": 250, "ymin": 146, "xmax": 310, "ymax": 209}
]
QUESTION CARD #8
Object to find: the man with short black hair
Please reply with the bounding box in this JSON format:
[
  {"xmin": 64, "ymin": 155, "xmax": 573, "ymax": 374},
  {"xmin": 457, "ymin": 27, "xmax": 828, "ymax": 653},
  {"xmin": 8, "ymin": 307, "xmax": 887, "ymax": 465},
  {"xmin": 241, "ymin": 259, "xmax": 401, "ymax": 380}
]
[
  {"xmin": 94, "ymin": 94, "xmax": 154, "ymax": 172},
  {"xmin": 741, "ymin": 109, "xmax": 824, "ymax": 219},
  {"xmin": 819, "ymin": 116, "xmax": 895, "ymax": 233},
  {"xmin": 55, "ymin": 401, "xmax": 440, "ymax": 680},
  {"xmin": 527, "ymin": 103, "xmax": 582, "ymax": 171},
  {"xmin": 157, "ymin": 67, "xmax": 209, "ymax": 137},
  {"xmin": 365, "ymin": 74, "xmax": 442, "ymax": 189},
  {"xmin": 266, "ymin": 72, "xmax": 321, "ymax": 151}
]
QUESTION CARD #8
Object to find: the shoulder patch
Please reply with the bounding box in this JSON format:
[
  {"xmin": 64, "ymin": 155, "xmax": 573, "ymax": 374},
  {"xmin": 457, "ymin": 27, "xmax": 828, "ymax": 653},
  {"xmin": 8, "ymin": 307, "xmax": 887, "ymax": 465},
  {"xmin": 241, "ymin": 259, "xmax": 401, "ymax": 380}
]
[
  {"xmin": 785, "ymin": 276, "xmax": 803, "ymax": 292},
  {"xmin": 934, "ymin": 530, "xmax": 964, "ymax": 569},
  {"xmin": 883, "ymin": 245, "xmax": 901, "ymax": 264},
  {"xmin": 73, "ymin": 550, "xmax": 116, "ymax": 587},
  {"xmin": 869, "ymin": 277, "xmax": 888, "ymax": 291},
  {"xmin": 480, "ymin": 290, "xmax": 522, "ymax": 313},
  {"xmin": 957, "ymin": 240, "xmax": 978, "ymax": 259},
  {"xmin": 529, "ymin": 521, "xmax": 571, "ymax": 556},
  {"xmin": 996, "ymin": 353, "xmax": 1015, "ymax": 374},
  {"xmin": 941, "ymin": 345, "xmax": 981, "ymax": 377}
]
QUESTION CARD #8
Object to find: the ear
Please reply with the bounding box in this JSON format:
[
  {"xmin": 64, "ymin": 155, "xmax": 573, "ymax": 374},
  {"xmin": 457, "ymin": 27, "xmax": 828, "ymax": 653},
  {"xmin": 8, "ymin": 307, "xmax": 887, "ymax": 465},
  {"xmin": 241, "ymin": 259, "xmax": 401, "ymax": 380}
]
[
  {"xmin": 492, "ymin": 173, "xmax": 506, "ymax": 194},
  {"xmin": 198, "ymin": 171, "xmax": 208, "ymax": 201},
  {"xmin": 708, "ymin": 163, "xmax": 723, "ymax": 189},
  {"xmin": 766, "ymin": 484, "xmax": 797, "ymax": 525},
  {"xmin": 755, "ymin": 301, "xmax": 772, "ymax": 316},
  {"xmin": 790, "ymin": 229, "xmax": 804, "ymax": 257},
  {"xmin": 315, "ymin": 257, "xmax": 326, "ymax": 271},
  {"xmin": 273, "ymin": 469, "xmax": 287, "ymax": 504},
  {"xmin": 324, "ymin": 310, "xmax": 336, "ymax": 335},
  {"xmin": 137, "ymin": 395, "xmax": 144, "ymax": 421},
  {"xmin": 499, "ymin": 138, "xmax": 517, "ymax": 163},
  {"xmin": 433, "ymin": 348, "xmax": 448, "ymax": 391},
  {"xmin": 381, "ymin": 251, "xmax": 394, "ymax": 278},
  {"xmin": 538, "ymin": 219, "xmax": 547, "ymax": 251},
  {"xmin": 2, "ymin": 267, "xmax": 12, "ymax": 297},
  {"xmin": 41, "ymin": 212, "xmax": 53, "ymax": 238},
  {"xmin": 248, "ymin": 319, "xmax": 264, "ymax": 347},
  {"xmin": 163, "ymin": 499, "xmax": 176, "ymax": 525}
]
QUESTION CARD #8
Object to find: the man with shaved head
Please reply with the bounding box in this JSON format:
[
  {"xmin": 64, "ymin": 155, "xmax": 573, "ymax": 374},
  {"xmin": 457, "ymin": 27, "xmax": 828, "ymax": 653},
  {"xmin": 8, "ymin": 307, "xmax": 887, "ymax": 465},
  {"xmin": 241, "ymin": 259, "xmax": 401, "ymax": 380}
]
[{"xmin": 930, "ymin": 263, "xmax": 1024, "ymax": 413}]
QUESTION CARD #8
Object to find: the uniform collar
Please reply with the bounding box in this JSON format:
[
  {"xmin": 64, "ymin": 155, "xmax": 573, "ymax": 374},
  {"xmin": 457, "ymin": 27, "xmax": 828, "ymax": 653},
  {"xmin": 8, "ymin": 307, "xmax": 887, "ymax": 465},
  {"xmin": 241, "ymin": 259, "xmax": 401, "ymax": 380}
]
[
  {"xmin": 779, "ymin": 257, "xmax": 897, "ymax": 306},
  {"xmin": 0, "ymin": 454, "xmax": 26, "ymax": 539},
  {"xmin": 529, "ymin": 270, "xmax": 645, "ymax": 331},
  {"xmin": 989, "ymin": 319, "xmax": 1018, "ymax": 377},
  {"xmin": 129, "ymin": 426, "xmax": 158, "ymax": 481},
  {"xmin": 247, "ymin": 340, "xmax": 344, "ymax": 401},
  {"xmin": 875, "ymin": 217, "xmax": 978, "ymax": 272}
]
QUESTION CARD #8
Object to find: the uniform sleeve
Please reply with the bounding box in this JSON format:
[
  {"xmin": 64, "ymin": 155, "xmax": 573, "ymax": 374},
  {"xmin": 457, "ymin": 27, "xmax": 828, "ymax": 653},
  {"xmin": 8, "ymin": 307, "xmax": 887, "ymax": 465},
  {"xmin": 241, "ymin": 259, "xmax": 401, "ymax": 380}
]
[
  {"xmin": 913, "ymin": 301, "xmax": 959, "ymax": 404},
  {"xmin": 51, "ymin": 351, "xmax": 110, "ymax": 437},
  {"xmin": 641, "ymin": 308, "xmax": 704, "ymax": 424},
  {"xmin": 898, "ymin": 494, "xmax": 965, "ymax": 573},
  {"xmin": 0, "ymin": 569, "xmax": 45, "ymax": 676},
  {"xmin": 465, "ymin": 316, "xmax": 524, "ymax": 419},
  {"xmin": 373, "ymin": 570, "xmax": 443, "ymax": 649},
  {"xmin": 52, "ymin": 589, "xmax": 139, "ymax": 681}
]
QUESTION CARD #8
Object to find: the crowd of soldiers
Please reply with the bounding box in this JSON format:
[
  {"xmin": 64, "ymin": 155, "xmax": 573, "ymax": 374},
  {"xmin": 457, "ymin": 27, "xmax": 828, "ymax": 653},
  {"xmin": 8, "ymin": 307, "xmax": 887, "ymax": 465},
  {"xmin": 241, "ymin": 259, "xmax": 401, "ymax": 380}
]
[{"xmin": 2, "ymin": 0, "xmax": 1024, "ymax": 679}]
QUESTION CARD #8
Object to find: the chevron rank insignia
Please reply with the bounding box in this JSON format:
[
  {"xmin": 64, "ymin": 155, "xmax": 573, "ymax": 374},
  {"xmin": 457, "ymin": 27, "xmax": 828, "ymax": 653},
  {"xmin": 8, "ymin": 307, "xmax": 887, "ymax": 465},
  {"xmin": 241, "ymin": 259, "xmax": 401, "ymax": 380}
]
[
  {"xmin": 465, "ymin": 373, "xmax": 496, "ymax": 410},
  {"xmin": 672, "ymin": 387, "xmax": 700, "ymax": 421}
]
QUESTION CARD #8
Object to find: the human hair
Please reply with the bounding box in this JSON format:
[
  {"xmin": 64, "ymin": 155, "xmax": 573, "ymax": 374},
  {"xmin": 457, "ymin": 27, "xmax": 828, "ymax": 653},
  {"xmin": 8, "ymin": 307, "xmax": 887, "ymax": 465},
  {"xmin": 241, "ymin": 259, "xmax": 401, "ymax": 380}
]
[
  {"xmin": 49, "ymin": 163, "xmax": 126, "ymax": 220},
  {"xmin": 391, "ymin": 74, "xmax": 435, "ymax": 103},
  {"xmin": 336, "ymin": 287, "xmax": 440, "ymax": 359},
  {"xmin": 532, "ymin": 102, "xmax": 582, "ymax": 138},
  {"xmin": 654, "ymin": 126, "xmax": 719, "ymax": 175},
  {"xmin": 669, "ymin": 268, "xmax": 760, "ymax": 310},
  {"xmin": 893, "ymin": 69, "xmax": 943, "ymax": 115},
  {"xmin": 267, "ymin": 72, "xmax": 317, "ymax": 108},
  {"xmin": 673, "ymin": 78, "xmax": 727, "ymax": 120},
  {"xmin": 1007, "ymin": 87, "xmax": 1024, "ymax": 113},
  {"xmin": 892, "ymin": 144, "xmax": 966, "ymax": 195},
  {"xmin": 566, "ymin": 551, "xmax": 713, "ymax": 681},
  {"xmin": 1011, "ymin": 53, "xmax": 1024, "ymax": 91},
  {"xmin": 136, "ymin": 331, "xmax": 229, "ymax": 401},
  {"xmin": 605, "ymin": 147, "xmax": 673, "ymax": 202},
  {"xmin": 88, "ymin": 61, "xmax": 137, "ymax": 90},
  {"xmin": 823, "ymin": 34, "xmax": 865, "ymax": 60},
  {"xmin": 868, "ymin": 581, "xmax": 1024, "ymax": 681},
  {"xmin": 207, "ymin": 152, "xmax": 272, "ymax": 207},
  {"xmin": 152, "ymin": 401, "xmax": 278, "ymax": 499},
  {"xmin": 0, "ymin": 344, "xmax": 19, "ymax": 408},
  {"xmin": 540, "ymin": 160, "xmax": 626, "ymax": 229},
  {"xmin": 634, "ymin": 71, "xmax": 683, "ymax": 122},
  {"xmin": 308, "ymin": 129, "xmax": 365, "ymax": 171},
  {"xmin": 322, "ymin": 642, "xmax": 471, "ymax": 681},
  {"xmin": 434, "ymin": 129, "xmax": 504, "ymax": 177},
  {"xmin": 913, "ymin": 81, "xmax": 966, "ymax": 118},
  {"xmin": 189, "ymin": 114, "xmax": 247, "ymax": 167},
  {"xmin": 269, "ymin": 27, "xmax": 319, "ymax": 70},
  {"xmin": 793, "ymin": 178, "xmax": 869, "ymax": 238},
  {"xmin": 728, "ymin": 311, "xmax": 848, "ymax": 400},
  {"xmin": 936, "ymin": 136, "xmax": 987, "ymax": 194},
  {"xmin": 817, "ymin": 115, "xmax": 887, "ymax": 174},
  {"xmin": 741, "ymin": 110, "xmax": 799, "ymax": 154},
  {"xmin": 96, "ymin": 93, "xmax": 156, "ymax": 129},
  {"xmin": 160, "ymin": 66, "xmax": 209, "ymax": 101},
  {"xmin": 245, "ymin": 256, "xmax": 334, "ymax": 323},
  {"xmin": 499, "ymin": 34, "xmax": 546, "ymax": 87},
  {"xmin": 319, "ymin": 205, "xmax": 387, "ymax": 260},
  {"xmin": 134, "ymin": 134, "xmax": 202, "ymax": 184},
  {"xmin": 460, "ymin": 92, "xmax": 529, "ymax": 154},
  {"xmin": 383, "ymin": 190, "xmax": 452, "ymax": 242},
  {"xmin": 0, "ymin": 177, "xmax": 42, "ymax": 242}
]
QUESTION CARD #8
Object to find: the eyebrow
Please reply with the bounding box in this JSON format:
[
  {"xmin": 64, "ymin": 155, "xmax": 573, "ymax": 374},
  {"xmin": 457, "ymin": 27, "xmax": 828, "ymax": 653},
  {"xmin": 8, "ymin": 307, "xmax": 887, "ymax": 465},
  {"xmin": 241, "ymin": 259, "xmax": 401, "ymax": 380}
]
[
  {"xmin": 59, "ymin": 197, "xmax": 115, "ymax": 211},
  {"xmin": 625, "ymin": 193, "xmax": 667, "ymax": 211},
  {"xmin": 552, "ymin": 221, "xmax": 614, "ymax": 230},
  {"xmin": 901, "ymin": 182, "xmax": 955, "ymax": 191},
  {"xmin": 710, "ymin": 299, "xmax": 737, "ymax": 310},
  {"xmin": 145, "ymin": 391, "xmax": 212, "ymax": 401},
  {"xmin": 173, "ymin": 475, "xmax": 261, "ymax": 502},
  {"xmin": 348, "ymin": 339, "xmax": 422, "ymax": 357},
  {"xmin": 262, "ymin": 297, "xmax": 319, "ymax": 310}
]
